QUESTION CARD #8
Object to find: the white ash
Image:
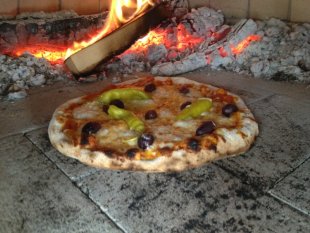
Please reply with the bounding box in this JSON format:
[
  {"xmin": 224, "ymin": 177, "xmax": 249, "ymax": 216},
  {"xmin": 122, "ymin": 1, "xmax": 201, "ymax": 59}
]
[
  {"xmin": 151, "ymin": 52, "xmax": 207, "ymax": 76},
  {"xmin": 147, "ymin": 44, "xmax": 168, "ymax": 64},
  {"xmin": 164, "ymin": 0, "xmax": 189, "ymax": 19},
  {"xmin": 8, "ymin": 90, "xmax": 28, "ymax": 100},
  {"xmin": 0, "ymin": 53, "xmax": 71, "ymax": 100},
  {"xmin": 110, "ymin": 7, "xmax": 223, "ymax": 75},
  {"xmin": 105, "ymin": 8, "xmax": 310, "ymax": 83}
]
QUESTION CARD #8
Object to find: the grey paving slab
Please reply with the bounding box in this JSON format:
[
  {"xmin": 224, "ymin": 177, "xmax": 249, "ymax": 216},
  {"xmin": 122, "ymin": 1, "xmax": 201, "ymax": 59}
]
[
  {"xmin": 265, "ymin": 94, "xmax": 310, "ymax": 134},
  {"xmin": 0, "ymin": 86, "xmax": 84, "ymax": 139},
  {"xmin": 0, "ymin": 135, "xmax": 122, "ymax": 233},
  {"xmin": 184, "ymin": 69, "xmax": 310, "ymax": 101},
  {"xmin": 183, "ymin": 71, "xmax": 272, "ymax": 104},
  {"xmin": 215, "ymin": 96, "xmax": 310, "ymax": 189},
  {"xmin": 76, "ymin": 74, "xmax": 150, "ymax": 95},
  {"xmin": 269, "ymin": 159, "xmax": 310, "ymax": 215},
  {"xmin": 77, "ymin": 165, "xmax": 310, "ymax": 233},
  {"xmin": 25, "ymin": 128, "xmax": 99, "ymax": 181},
  {"xmin": 76, "ymin": 79, "xmax": 114, "ymax": 94}
]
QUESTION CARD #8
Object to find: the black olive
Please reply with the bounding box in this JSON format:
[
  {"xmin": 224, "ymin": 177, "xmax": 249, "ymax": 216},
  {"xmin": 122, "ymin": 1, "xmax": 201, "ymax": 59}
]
[
  {"xmin": 126, "ymin": 148, "xmax": 139, "ymax": 158},
  {"xmin": 187, "ymin": 138, "xmax": 200, "ymax": 151},
  {"xmin": 80, "ymin": 122, "xmax": 101, "ymax": 145},
  {"xmin": 102, "ymin": 105, "xmax": 109, "ymax": 113},
  {"xmin": 145, "ymin": 110, "xmax": 158, "ymax": 120},
  {"xmin": 82, "ymin": 122, "xmax": 101, "ymax": 135},
  {"xmin": 110, "ymin": 99, "xmax": 125, "ymax": 109},
  {"xmin": 180, "ymin": 101, "xmax": 191, "ymax": 110},
  {"xmin": 80, "ymin": 134, "xmax": 89, "ymax": 145},
  {"xmin": 138, "ymin": 133, "xmax": 155, "ymax": 150},
  {"xmin": 222, "ymin": 103, "xmax": 238, "ymax": 117},
  {"xmin": 179, "ymin": 86, "xmax": 190, "ymax": 94},
  {"xmin": 144, "ymin": 83, "xmax": 156, "ymax": 92},
  {"xmin": 196, "ymin": 121, "xmax": 216, "ymax": 136},
  {"xmin": 209, "ymin": 144, "xmax": 217, "ymax": 152},
  {"xmin": 104, "ymin": 149, "xmax": 114, "ymax": 158}
]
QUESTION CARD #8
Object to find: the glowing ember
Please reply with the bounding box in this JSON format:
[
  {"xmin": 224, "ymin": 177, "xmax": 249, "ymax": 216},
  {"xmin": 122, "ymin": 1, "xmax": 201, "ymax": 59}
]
[
  {"xmin": 10, "ymin": 44, "xmax": 67, "ymax": 64},
  {"xmin": 65, "ymin": 0, "xmax": 156, "ymax": 59},
  {"xmin": 231, "ymin": 35, "xmax": 261, "ymax": 55},
  {"xmin": 125, "ymin": 24, "xmax": 204, "ymax": 54}
]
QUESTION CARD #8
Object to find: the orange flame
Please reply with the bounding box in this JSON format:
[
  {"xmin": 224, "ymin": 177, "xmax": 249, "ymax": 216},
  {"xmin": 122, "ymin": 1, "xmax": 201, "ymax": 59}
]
[
  {"xmin": 12, "ymin": 44, "xmax": 67, "ymax": 64},
  {"xmin": 65, "ymin": 0, "xmax": 155, "ymax": 59},
  {"xmin": 231, "ymin": 35, "xmax": 261, "ymax": 55},
  {"xmin": 124, "ymin": 24, "xmax": 204, "ymax": 54}
]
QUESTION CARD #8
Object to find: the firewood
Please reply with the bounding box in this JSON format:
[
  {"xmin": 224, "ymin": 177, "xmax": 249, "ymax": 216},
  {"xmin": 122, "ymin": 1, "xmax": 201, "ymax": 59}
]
[{"xmin": 65, "ymin": 4, "xmax": 171, "ymax": 76}]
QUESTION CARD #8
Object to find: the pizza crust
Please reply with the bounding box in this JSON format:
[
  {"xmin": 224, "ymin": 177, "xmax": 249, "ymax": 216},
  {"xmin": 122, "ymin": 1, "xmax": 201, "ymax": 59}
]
[{"xmin": 48, "ymin": 76, "xmax": 259, "ymax": 172}]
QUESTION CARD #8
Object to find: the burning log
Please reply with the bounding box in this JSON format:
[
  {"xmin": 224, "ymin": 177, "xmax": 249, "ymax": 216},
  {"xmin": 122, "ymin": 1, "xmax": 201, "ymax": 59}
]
[
  {"xmin": 0, "ymin": 12, "xmax": 107, "ymax": 64},
  {"xmin": 65, "ymin": 4, "xmax": 171, "ymax": 76}
]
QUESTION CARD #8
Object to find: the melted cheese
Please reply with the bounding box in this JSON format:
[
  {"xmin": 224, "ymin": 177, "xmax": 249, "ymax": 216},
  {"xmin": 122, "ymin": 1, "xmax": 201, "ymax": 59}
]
[{"xmin": 69, "ymin": 79, "xmax": 240, "ymax": 157}]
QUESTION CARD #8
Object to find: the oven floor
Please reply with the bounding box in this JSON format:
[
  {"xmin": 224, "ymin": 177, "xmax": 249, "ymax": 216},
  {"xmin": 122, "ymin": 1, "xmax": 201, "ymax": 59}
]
[{"xmin": 1, "ymin": 70, "xmax": 309, "ymax": 233}]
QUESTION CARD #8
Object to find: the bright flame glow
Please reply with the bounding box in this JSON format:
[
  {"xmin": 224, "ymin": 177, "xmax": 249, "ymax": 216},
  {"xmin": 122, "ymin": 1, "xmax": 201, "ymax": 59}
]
[
  {"xmin": 11, "ymin": 44, "xmax": 67, "ymax": 64},
  {"xmin": 65, "ymin": 0, "xmax": 155, "ymax": 59},
  {"xmin": 124, "ymin": 24, "xmax": 204, "ymax": 54},
  {"xmin": 231, "ymin": 35, "xmax": 261, "ymax": 55}
]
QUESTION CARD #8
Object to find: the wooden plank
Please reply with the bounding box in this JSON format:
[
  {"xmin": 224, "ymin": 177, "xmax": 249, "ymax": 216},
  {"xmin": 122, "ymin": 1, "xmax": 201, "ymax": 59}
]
[{"xmin": 65, "ymin": 4, "xmax": 171, "ymax": 76}]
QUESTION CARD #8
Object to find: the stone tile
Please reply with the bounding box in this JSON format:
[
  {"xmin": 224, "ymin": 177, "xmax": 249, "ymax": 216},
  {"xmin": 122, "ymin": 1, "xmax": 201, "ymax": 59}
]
[
  {"xmin": 250, "ymin": 0, "xmax": 290, "ymax": 20},
  {"xmin": 183, "ymin": 69, "xmax": 310, "ymax": 101},
  {"xmin": 183, "ymin": 70, "xmax": 272, "ymax": 104},
  {"xmin": 25, "ymin": 128, "xmax": 99, "ymax": 181},
  {"xmin": 77, "ymin": 164, "xmax": 310, "ymax": 233},
  {"xmin": 76, "ymin": 75, "xmax": 139, "ymax": 95},
  {"xmin": 215, "ymin": 96, "xmax": 310, "ymax": 189},
  {"xmin": 76, "ymin": 79, "xmax": 114, "ymax": 94},
  {"xmin": 269, "ymin": 159, "xmax": 310, "ymax": 215},
  {"xmin": 291, "ymin": 0, "xmax": 310, "ymax": 22},
  {"xmin": 266, "ymin": 95, "xmax": 310, "ymax": 135},
  {"xmin": 0, "ymin": 135, "xmax": 121, "ymax": 233},
  {"xmin": 0, "ymin": 86, "xmax": 84, "ymax": 139},
  {"xmin": 210, "ymin": 0, "xmax": 249, "ymax": 19},
  {"xmin": 256, "ymin": 194, "xmax": 310, "ymax": 230}
]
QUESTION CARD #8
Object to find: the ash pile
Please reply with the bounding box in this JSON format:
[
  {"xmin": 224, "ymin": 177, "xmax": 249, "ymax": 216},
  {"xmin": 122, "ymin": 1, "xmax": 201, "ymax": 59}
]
[
  {"xmin": 105, "ymin": 8, "xmax": 310, "ymax": 83},
  {"xmin": 1, "ymin": 5, "xmax": 310, "ymax": 100}
]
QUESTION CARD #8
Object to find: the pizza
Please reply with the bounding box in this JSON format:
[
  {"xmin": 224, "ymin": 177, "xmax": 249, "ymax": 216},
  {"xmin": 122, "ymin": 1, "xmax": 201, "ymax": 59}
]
[{"xmin": 48, "ymin": 76, "xmax": 259, "ymax": 172}]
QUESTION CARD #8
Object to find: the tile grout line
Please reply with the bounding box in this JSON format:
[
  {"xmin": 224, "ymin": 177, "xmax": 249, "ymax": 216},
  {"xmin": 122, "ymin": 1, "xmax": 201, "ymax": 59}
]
[
  {"xmin": 72, "ymin": 168, "xmax": 103, "ymax": 183},
  {"xmin": 265, "ymin": 156, "xmax": 310, "ymax": 217},
  {"xmin": 214, "ymin": 159, "xmax": 310, "ymax": 217},
  {"xmin": 0, "ymin": 124, "xmax": 48, "ymax": 140},
  {"xmin": 23, "ymin": 133, "xmax": 127, "ymax": 233},
  {"xmin": 247, "ymin": 93, "xmax": 276, "ymax": 105},
  {"xmin": 267, "ymin": 191, "xmax": 310, "ymax": 217},
  {"xmin": 268, "ymin": 155, "xmax": 310, "ymax": 190}
]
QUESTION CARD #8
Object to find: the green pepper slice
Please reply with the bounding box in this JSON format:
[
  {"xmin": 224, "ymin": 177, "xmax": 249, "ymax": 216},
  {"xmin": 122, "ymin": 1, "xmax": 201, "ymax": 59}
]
[
  {"xmin": 98, "ymin": 88, "xmax": 150, "ymax": 104},
  {"xmin": 176, "ymin": 99, "xmax": 213, "ymax": 120},
  {"xmin": 108, "ymin": 105, "xmax": 145, "ymax": 133}
]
